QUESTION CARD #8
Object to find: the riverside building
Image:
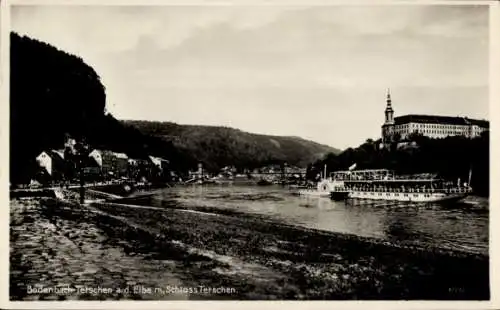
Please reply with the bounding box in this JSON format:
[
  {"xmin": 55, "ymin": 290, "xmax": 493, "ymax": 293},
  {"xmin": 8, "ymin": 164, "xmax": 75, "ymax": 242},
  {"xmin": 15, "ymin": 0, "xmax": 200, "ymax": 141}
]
[{"xmin": 381, "ymin": 90, "xmax": 489, "ymax": 145}]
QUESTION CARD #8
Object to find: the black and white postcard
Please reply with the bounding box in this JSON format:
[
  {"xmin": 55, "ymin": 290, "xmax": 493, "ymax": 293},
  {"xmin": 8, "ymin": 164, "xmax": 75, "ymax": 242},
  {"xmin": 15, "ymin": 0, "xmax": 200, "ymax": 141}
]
[{"xmin": 1, "ymin": 0, "xmax": 499, "ymax": 309}]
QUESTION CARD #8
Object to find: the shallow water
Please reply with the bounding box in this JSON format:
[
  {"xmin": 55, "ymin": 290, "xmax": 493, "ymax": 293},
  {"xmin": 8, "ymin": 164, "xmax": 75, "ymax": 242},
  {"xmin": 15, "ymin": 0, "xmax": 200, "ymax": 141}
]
[{"xmin": 150, "ymin": 185, "xmax": 489, "ymax": 255}]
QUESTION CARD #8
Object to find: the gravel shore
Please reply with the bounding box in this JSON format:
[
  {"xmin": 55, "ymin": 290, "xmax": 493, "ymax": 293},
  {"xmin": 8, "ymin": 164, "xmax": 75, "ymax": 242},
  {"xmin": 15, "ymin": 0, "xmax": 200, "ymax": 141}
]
[{"xmin": 10, "ymin": 198, "xmax": 489, "ymax": 300}]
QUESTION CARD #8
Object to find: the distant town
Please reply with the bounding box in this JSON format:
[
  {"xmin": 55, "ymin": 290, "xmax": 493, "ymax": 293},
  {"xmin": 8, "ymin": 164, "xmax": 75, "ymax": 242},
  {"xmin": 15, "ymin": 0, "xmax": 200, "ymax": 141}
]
[{"xmin": 17, "ymin": 136, "xmax": 308, "ymax": 190}]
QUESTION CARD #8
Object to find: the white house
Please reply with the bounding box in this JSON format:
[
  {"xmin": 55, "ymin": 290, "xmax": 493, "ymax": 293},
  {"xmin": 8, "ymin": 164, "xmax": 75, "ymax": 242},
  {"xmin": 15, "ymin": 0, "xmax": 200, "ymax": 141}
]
[
  {"xmin": 88, "ymin": 149, "xmax": 103, "ymax": 168},
  {"xmin": 36, "ymin": 151, "xmax": 54, "ymax": 175},
  {"xmin": 88, "ymin": 149, "xmax": 130, "ymax": 177},
  {"xmin": 36, "ymin": 150, "xmax": 65, "ymax": 176}
]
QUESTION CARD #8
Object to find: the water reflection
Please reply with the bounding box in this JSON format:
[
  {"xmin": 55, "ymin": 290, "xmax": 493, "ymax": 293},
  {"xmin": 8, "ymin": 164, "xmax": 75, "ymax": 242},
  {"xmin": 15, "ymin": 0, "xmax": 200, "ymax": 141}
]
[{"xmin": 153, "ymin": 185, "xmax": 488, "ymax": 254}]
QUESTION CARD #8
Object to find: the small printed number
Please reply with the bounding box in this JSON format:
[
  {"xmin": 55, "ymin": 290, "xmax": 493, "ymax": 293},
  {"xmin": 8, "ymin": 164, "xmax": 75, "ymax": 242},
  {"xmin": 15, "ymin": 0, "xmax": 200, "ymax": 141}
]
[{"xmin": 448, "ymin": 287, "xmax": 465, "ymax": 293}]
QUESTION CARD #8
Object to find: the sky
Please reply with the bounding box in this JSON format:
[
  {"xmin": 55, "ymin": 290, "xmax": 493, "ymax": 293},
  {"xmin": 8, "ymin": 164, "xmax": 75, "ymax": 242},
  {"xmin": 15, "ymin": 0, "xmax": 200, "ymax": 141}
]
[{"xmin": 11, "ymin": 4, "xmax": 489, "ymax": 150}]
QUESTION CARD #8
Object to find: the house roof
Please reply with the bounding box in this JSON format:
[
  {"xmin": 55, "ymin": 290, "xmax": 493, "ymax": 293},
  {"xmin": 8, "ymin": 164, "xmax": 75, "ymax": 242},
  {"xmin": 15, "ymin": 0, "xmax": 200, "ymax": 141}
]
[
  {"xmin": 51, "ymin": 149, "xmax": 65, "ymax": 160},
  {"xmin": 90, "ymin": 149, "xmax": 130, "ymax": 159},
  {"xmin": 113, "ymin": 152, "xmax": 128, "ymax": 159},
  {"xmin": 395, "ymin": 114, "xmax": 489, "ymax": 128},
  {"xmin": 86, "ymin": 156, "xmax": 101, "ymax": 167},
  {"xmin": 89, "ymin": 149, "xmax": 102, "ymax": 156},
  {"xmin": 37, "ymin": 150, "xmax": 66, "ymax": 165},
  {"xmin": 149, "ymin": 155, "xmax": 169, "ymax": 164},
  {"xmin": 468, "ymin": 119, "xmax": 490, "ymax": 128}
]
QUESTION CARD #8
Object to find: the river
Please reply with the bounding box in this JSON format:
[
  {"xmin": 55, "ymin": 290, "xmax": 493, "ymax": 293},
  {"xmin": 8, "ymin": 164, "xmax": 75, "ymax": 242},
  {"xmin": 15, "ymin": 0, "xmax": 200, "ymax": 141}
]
[{"xmin": 146, "ymin": 184, "xmax": 489, "ymax": 255}]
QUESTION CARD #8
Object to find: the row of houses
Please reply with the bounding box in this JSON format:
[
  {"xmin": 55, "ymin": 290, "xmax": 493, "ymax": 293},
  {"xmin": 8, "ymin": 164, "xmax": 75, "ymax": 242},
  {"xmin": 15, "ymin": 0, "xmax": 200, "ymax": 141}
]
[
  {"xmin": 185, "ymin": 163, "xmax": 308, "ymax": 182},
  {"xmin": 253, "ymin": 165, "xmax": 307, "ymax": 181},
  {"xmin": 35, "ymin": 143, "xmax": 169, "ymax": 183}
]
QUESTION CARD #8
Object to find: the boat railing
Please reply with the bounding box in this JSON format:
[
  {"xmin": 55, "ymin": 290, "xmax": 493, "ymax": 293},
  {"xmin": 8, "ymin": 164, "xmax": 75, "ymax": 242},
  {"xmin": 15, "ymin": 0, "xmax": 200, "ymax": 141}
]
[
  {"xmin": 338, "ymin": 186, "xmax": 471, "ymax": 194},
  {"xmin": 332, "ymin": 171, "xmax": 442, "ymax": 182}
]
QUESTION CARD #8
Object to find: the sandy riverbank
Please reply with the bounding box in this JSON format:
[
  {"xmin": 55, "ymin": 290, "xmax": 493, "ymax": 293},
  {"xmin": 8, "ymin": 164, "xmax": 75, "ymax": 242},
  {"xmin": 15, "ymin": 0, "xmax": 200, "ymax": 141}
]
[{"xmin": 10, "ymin": 197, "xmax": 489, "ymax": 300}]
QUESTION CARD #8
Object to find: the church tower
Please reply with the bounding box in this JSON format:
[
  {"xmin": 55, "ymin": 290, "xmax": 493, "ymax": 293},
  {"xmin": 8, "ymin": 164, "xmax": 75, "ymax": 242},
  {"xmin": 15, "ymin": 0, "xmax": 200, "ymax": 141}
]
[
  {"xmin": 381, "ymin": 89, "xmax": 395, "ymax": 145},
  {"xmin": 384, "ymin": 89, "xmax": 394, "ymax": 124}
]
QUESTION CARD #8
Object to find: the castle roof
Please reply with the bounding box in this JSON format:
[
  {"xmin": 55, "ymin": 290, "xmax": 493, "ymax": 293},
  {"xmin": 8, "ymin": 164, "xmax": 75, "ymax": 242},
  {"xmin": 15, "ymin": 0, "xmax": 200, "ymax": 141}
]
[{"xmin": 394, "ymin": 114, "xmax": 489, "ymax": 128}]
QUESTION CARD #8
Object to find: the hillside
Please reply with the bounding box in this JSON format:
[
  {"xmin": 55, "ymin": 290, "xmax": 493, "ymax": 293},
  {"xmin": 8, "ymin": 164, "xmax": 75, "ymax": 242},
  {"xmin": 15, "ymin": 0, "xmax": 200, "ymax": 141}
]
[
  {"xmin": 11, "ymin": 32, "xmax": 103, "ymax": 183},
  {"xmin": 10, "ymin": 32, "xmax": 192, "ymax": 183},
  {"xmin": 124, "ymin": 121, "xmax": 341, "ymax": 172}
]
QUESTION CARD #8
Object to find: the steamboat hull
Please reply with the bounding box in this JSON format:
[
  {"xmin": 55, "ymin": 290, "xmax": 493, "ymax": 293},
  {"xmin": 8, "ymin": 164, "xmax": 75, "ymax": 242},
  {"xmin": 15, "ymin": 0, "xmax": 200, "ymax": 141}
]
[{"xmin": 345, "ymin": 191, "xmax": 469, "ymax": 203}]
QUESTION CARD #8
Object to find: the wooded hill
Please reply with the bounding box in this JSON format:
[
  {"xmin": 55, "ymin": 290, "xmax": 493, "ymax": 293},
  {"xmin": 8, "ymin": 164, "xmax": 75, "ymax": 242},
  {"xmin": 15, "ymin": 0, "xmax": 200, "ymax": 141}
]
[{"xmin": 124, "ymin": 120, "xmax": 341, "ymax": 172}]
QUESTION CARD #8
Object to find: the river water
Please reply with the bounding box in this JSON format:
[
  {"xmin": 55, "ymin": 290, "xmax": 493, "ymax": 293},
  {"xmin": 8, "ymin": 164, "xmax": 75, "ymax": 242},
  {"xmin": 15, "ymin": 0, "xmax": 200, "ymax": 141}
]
[{"xmin": 147, "ymin": 184, "xmax": 489, "ymax": 255}]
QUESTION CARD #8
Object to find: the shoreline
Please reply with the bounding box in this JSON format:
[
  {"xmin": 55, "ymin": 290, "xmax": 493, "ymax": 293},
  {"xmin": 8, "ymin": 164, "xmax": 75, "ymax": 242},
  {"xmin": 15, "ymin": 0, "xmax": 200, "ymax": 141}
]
[{"xmin": 9, "ymin": 182, "xmax": 491, "ymax": 202}]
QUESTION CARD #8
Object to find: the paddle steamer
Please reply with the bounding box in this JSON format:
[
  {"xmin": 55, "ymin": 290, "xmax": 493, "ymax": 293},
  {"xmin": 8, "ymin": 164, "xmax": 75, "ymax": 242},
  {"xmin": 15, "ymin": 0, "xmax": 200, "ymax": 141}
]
[{"xmin": 329, "ymin": 169, "xmax": 472, "ymax": 203}]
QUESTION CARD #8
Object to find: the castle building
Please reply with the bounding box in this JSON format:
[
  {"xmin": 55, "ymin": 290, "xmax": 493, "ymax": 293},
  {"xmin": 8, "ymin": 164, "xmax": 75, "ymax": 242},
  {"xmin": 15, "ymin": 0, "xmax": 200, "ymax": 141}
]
[{"xmin": 381, "ymin": 90, "xmax": 489, "ymax": 144}]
